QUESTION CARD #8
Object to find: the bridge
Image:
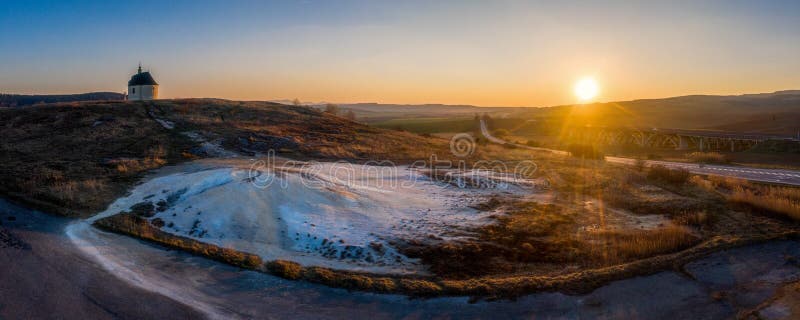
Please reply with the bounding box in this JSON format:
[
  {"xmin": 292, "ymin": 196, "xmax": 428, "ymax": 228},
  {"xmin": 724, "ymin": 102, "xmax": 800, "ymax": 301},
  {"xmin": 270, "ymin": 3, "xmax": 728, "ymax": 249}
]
[{"xmin": 562, "ymin": 126, "xmax": 799, "ymax": 152}]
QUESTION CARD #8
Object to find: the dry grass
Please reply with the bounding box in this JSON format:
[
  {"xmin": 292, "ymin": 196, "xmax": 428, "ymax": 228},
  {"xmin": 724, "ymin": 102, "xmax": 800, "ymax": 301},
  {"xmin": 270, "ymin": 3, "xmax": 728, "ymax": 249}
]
[
  {"xmin": 729, "ymin": 186, "xmax": 800, "ymax": 221},
  {"xmin": 0, "ymin": 102, "xmax": 195, "ymax": 216},
  {"xmin": 694, "ymin": 174, "xmax": 800, "ymax": 221},
  {"xmin": 95, "ymin": 209, "xmax": 800, "ymax": 298},
  {"xmin": 0, "ymin": 99, "xmax": 461, "ymax": 216},
  {"xmin": 647, "ymin": 165, "xmax": 690, "ymax": 185},
  {"xmin": 671, "ymin": 210, "xmax": 712, "ymax": 227},
  {"xmin": 94, "ymin": 213, "xmax": 263, "ymax": 269},
  {"xmin": 689, "ymin": 175, "xmax": 716, "ymax": 192},
  {"xmin": 88, "ymin": 144, "xmax": 800, "ymax": 297},
  {"xmin": 585, "ymin": 226, "xmax": 700, "ymax": 263},
  {"xmin": 687, "ymin": 152, "xmax": 729, "ymax": 164}
]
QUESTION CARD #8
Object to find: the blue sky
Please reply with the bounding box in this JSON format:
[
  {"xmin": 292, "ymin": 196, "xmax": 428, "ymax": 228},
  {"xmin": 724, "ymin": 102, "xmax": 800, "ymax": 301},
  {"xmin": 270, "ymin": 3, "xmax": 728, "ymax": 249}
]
[{"xmin": 1, "ymin": 0, "xmax": 799, "ymax": 106}]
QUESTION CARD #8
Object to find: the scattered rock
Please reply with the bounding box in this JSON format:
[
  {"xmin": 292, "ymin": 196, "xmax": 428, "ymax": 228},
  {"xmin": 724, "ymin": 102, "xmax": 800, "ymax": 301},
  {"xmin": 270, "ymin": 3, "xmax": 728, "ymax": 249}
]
[
  {"xmin": 369, "ymin": 242, "xmax": 384, "ymax": 253},
  {"xmin": 237, "ymin": 134, "xmax": 299, "ymax": 152},
  {"xmin": 151, "ymin": 218, "xmax": 165, "ymax": 228},
  {"xmin": 155, "ymin": 200, "xmax": 168, "ymax": 212},
  {"xmin": 129, "ymin": 202, "xmax": 156, "ymax": 217},
  {"xmin": 0, "ymin": 228, "xmax": 29, "ymax": 250}
]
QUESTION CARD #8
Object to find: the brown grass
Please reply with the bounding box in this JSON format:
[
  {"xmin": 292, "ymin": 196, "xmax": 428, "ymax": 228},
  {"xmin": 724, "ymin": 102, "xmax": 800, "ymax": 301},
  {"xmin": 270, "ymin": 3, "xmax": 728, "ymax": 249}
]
[
  {"xmin": 92, "ymin": 210, "xmax": 800, "ymax": 298},
  {"xmin": 729, "ymin": 186, "xmax": 800, "ymax": 221},
  {"xmin": 671, "ymin": 210, "xmax": 712, "ymax": 227},
  {"xmin": 93, "ymin": 213, "xmax": 263, "ymax": 269},
  {"xmin": 267, "ymin": 260, "xmax": 303, "ymax": 279},
  {"xmin": 585, "ymin": 226, "xmax": 700, "ymax": 263},
  {"xmin": 687, "ymin": 152, "xmax": 729, "ymax": 164},
  {"xmin": 647, "ymin": 165, "xmax": 690, "ymax": 185},
  {"xmin": 0, "ymin": 99, "xmax": 468, "ymax": 216}
]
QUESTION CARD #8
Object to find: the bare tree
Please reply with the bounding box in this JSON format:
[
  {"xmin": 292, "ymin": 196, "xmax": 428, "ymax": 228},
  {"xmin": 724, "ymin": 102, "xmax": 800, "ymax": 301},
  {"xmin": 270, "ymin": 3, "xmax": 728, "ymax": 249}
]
[
  {"xmin": 345, "ymin": 109, "xmax": 356, "ymax": 121},
  {"xmin": 292, "ymin": 98, "xmax": 302, "ymax": 106},
  {"xmin": 324, "ymin": 103, "xmax": 340, "ymax": 115}
]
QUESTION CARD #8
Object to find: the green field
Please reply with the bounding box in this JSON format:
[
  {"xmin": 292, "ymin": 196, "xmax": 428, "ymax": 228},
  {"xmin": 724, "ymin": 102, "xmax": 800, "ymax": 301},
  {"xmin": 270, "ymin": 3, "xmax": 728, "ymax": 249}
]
[{"xmin": 371, "ymin": 117, "xmax": 477, "ymax": 134}]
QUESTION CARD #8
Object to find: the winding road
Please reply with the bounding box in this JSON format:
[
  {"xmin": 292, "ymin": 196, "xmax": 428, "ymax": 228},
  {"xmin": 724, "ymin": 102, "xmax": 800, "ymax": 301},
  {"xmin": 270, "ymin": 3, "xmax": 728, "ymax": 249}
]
[{"xmin": 479, "ymin": 119, "xmax": 800, "ymax": 186}]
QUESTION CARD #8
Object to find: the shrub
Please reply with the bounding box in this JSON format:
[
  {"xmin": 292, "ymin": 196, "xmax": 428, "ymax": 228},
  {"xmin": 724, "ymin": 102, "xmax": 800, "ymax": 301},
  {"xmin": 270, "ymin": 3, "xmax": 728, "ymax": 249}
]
[
  {"xmin": 706, "ymin": 175, "xmax": 749, "ymax": 191},
  {"xmin": 398, "ymin": 279, "xmax": 443, "ymax": 295},
  {"xmin": 372, "ymin": 278, "xmax": 398, "ymax": 292},
  {"xmin": 634, "ymin": 159, "xmax": 646, "ymax": 172},
  {"xmin": 687, "ymin": 152, "xmax": 729, "ymax": 164},
  {"xmin": 647, "ymin": 165, "xmax": 690, "ymax": 185},
  {"xmin": 672, "ymin": 210, "xmax": 712, "ymax": 227},
  {"xmin": 305, "ymin": 266, "xmax": 336, "ymax": 283},
  {"xmin": 689, "ymin": 175, "xmax": 716, "ymax": 192},
  {"xmin": 341, "ymin": 275, "xmax": 374, "ymax": 289},
  {"xmin": 566, "ymin": 144, "xmax": 604, "ymax": 160},
  {"xmin": 323, "ymin": 103, "xmax": 340, "ymax": 114},
  {"xmin": 267, "ymin": 260, "xmax": 303, "ymax": 280},
  {"xmin": 525, "ymin": 140, "xmax": 541, "ymax": 147},
  {"xmin": 492, "ymin": 129, "xmax": 511, "ymax": 137},
  {"xmin": 93, "ymin": 213, "xmax": 263, "ymax": 269}
]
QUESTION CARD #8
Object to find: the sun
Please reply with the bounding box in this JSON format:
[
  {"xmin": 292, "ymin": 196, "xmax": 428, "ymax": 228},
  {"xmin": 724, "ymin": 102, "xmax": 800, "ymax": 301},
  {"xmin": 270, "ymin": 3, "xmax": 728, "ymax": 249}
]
[{"xmin": 574, "ymin": 77, "xmax": 599, "ymax": 102}]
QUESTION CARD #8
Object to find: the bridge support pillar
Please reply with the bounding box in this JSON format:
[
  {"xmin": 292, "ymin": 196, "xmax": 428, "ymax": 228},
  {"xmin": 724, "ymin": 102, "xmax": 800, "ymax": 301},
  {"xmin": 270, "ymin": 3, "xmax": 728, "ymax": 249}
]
[{"xmin": 677, "ymin": 136, "xmax": 689, "ymax": 150}]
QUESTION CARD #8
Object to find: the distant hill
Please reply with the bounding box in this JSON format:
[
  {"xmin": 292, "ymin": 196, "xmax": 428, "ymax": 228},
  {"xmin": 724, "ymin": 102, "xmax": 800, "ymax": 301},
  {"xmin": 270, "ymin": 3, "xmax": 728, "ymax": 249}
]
[
  {"xmin": 709, "ymin": 112, "xmax": 800, "ymax": 137},
  {"xmin": 510, "ymin": 90, "xmax": 800, "ymax": 136},
  {"xmin": 295, "ymin": 102, "xmax": 521, "ymax": 122},
  {"xmin": 0, "ymin": 92, "xmax": 125, "ymax": 107},
  {"xmin": 276, "ymin": 91, "xmax": 800, "ymax": 132}
]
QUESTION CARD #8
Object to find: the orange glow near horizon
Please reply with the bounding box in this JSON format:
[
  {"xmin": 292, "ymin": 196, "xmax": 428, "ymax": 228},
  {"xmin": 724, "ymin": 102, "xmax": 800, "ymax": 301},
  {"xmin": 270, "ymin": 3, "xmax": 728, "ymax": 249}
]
[{"xmin": 2, "ymin": 2, "xmax": 799, "ymax": 108}]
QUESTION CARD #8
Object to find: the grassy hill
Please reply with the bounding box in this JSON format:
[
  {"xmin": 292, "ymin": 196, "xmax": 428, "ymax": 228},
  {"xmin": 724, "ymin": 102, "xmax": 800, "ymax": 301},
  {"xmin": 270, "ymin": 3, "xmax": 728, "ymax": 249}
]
[
  {"xmin": 511, "ymin": 90, "xmax": 800, "ymax": 135},
  {"xmin": 710, "ymin": 112, "xmax": 800, "ymax": 136},
  {"xmin": 310, "ymin": 102, "xmax": 521, "ymax": 122},
  {"xmin": 0, "ymin": 92, "xmax": 124, "ymax": 107},
  {"xmin": 0, "ymin": 99, "xmax": 448, "ymax": 216}
]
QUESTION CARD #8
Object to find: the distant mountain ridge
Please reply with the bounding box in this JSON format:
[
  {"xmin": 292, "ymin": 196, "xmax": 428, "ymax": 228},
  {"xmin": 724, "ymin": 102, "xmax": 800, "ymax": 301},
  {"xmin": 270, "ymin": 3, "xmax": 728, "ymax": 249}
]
[{"xmin": 0, "ymin": 92, "xmax": 125, "ymax": 107}]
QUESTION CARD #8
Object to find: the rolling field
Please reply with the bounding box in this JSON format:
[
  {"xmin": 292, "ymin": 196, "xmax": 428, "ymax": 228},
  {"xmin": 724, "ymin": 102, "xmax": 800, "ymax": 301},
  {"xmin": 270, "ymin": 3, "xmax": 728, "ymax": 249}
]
[{"xmin": 371, "ymin": 117, "xmax": 477, "ymax": 134}]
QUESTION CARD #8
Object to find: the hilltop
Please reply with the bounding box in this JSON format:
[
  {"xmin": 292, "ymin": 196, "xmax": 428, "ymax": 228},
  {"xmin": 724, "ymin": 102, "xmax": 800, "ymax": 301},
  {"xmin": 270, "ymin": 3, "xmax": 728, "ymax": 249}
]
[
  {"xmin": 0, "ymin": 92, "xmax": 125, "ymax": 107},
  {"xmin": 0, "ymin": 99, "xmax": 448, "ymax": 216}
]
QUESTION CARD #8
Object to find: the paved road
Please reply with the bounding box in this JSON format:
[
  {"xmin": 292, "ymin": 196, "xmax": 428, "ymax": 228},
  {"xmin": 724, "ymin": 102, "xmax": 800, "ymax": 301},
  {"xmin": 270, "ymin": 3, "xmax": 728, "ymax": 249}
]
[{"xmin": 479, "ymin": 119, "xmax": 800, "ymax": 186}]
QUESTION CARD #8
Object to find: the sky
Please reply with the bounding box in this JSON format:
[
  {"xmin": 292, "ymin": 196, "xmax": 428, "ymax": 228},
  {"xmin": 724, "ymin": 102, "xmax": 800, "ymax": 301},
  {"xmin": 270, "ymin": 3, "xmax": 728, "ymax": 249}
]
[{"xmin": 1, "ymin": 0, "xmax": 799, "ymax": 107}]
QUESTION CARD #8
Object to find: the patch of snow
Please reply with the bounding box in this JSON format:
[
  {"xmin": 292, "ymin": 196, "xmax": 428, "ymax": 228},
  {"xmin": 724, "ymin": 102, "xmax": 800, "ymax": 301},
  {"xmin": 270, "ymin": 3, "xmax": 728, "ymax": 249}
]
[
  {"xmin": 154, "ymin": 118, "xmax": 175, "ymax": 129},
  {"xmin": 94, "ymin": 161, "xmax": 540, "ymax": 274},
  {"xmin": 182, "ymin": 131, "xmax": 239, "ymax": 158}
]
